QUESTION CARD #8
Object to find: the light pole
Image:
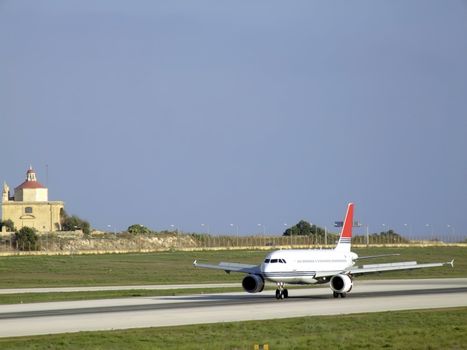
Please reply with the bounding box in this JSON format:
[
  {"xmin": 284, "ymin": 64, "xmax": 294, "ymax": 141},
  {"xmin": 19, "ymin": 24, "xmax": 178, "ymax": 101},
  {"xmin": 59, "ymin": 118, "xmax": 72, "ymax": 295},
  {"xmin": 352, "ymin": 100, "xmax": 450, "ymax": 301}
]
[
  {"xmin": 257, "ymin": 223, "xmax": 265, "ymax": 235},
  {"xmin": 310, "ymin": 222, "xmax": 314, "ymax": 245},
  {"xmin": 107, "ymin": 224, "xmax": 116, "ymax": 235},
  {"xmin": 381, "ymin": 224, "xmax": 387, "ymax": 244},
  {"xmin": 201, "ymin": 223, "xmax": 210, "ymax": 235},
  {"xmin": 403, "ymin": 223, "xmax": 411, "ymax": 237},
  {"xmin": 230, "ymin": 223, "xmax": 239, "ymax": 236},
  {"xmin": 230, "ymin": 223, "xmax": 239, "ymax": 246},
  {"xmin": 447, "ymin": 224, "xmax": 454, "ymax": 236},
  {"xmin": 257, "ymin": 223, "xmax": 265, "ymax": 247},
  {"xmin": 425, "ymin": 224, "xmax": 433, "ymax": 240},
  {"xmin": 365, "ymin": 224, "xmax": 369, "ymax": 246}
]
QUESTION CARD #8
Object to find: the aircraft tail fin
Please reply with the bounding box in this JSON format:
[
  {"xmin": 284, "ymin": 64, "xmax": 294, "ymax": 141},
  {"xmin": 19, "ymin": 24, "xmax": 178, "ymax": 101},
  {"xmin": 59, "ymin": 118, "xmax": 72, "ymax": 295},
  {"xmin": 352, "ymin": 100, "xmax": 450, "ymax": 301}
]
[{"xmin": 334, "ymin": 203, "xmax": 354, "ymax": 252}]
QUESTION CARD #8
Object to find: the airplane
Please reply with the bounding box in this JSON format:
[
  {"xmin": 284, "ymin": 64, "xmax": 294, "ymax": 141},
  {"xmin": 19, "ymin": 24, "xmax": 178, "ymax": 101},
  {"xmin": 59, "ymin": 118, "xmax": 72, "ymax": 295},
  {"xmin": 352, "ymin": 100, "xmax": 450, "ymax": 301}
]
[{"xmin": 193, "ymin": 203, "xmax": 454, "ymax": 299}]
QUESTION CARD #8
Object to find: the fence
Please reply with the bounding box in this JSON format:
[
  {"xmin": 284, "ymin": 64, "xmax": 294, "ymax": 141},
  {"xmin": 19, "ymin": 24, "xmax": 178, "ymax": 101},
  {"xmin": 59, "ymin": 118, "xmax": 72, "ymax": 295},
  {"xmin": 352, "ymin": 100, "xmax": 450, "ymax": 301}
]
[{"xmin": 0, "ymin": 232, "xmax": 466, "ymax": 254}]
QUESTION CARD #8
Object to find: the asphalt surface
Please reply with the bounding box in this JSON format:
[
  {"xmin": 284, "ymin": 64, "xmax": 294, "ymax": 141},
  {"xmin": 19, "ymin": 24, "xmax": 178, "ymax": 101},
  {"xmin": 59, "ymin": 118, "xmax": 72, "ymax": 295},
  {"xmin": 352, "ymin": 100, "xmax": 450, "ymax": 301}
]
[{"xmin": 0, "ymin": 278, "xmax": 466, "ymax": 338}]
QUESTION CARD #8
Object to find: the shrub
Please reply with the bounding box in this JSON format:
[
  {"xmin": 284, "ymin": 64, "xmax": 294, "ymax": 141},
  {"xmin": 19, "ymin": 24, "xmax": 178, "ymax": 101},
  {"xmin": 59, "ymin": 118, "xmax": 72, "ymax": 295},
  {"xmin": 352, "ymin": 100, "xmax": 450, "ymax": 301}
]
[
  {"xmin": 127, "ymin": 224, "xmax": 152, "ymax": 235},
  {"xmin": 61, "ymin": 210, "xmax": 91, "ymax": 235},
  {"xmin": 14, "ymin": 226, "xmax": 40, "ymax": 251},
  {"xmin": 0, "ymin": 219, "xmax": 15, "ymax": 232}
]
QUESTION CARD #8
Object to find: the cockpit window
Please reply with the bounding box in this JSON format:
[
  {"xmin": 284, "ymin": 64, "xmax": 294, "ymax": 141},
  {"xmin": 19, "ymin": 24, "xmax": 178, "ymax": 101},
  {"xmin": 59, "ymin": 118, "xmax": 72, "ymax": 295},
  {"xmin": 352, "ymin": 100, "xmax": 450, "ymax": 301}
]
[{"xmin": 265, "ymin": 258, "xmax": 287, "ymax": 264}]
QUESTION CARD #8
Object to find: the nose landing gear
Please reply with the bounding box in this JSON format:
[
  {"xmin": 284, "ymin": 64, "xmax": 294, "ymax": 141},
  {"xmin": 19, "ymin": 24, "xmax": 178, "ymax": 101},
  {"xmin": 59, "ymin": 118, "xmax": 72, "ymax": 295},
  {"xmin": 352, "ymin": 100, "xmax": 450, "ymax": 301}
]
[{"xmin": 275, "ymin": 282, "xmax": 289, "ymax": 299}]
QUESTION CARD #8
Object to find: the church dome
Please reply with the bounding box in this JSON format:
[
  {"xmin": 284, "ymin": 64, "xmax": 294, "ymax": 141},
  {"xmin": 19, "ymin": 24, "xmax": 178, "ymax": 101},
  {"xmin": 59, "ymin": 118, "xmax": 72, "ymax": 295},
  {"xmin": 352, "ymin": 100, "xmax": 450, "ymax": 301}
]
[{"xmin": 14, "ymin": 167, "xmax": 46, "ymax": 191}]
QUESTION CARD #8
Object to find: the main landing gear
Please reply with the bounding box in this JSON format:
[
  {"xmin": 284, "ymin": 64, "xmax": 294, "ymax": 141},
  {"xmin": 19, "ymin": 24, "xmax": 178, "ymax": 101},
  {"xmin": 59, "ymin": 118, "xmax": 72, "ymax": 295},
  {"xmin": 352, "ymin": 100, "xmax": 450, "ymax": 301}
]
[
  {"xmin": 333, "ymin": 291, "xmax": 347, "ymax": 298},
  {"xmin": 275, "ymin": 282, "xmax": 288, "ymax": 299}
]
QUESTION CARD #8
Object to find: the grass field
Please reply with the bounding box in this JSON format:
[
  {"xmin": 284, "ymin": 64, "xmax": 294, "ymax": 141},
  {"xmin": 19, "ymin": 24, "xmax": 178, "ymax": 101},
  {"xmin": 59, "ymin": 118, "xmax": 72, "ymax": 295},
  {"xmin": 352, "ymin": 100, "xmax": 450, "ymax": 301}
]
[
  {"xmin": 0, "ymin": 287, "xmax": 245, "ymax": 305},
  {"xmin": 0, "ymin": 247, "xmax": 464, "ymax": 304},
  {"xmin": 0, "ymin": 307, "xmax": 465, "ymax": 349},
  {"xmin": 0, "ymin": 247, "xmax": 464, "ymax": 287}
]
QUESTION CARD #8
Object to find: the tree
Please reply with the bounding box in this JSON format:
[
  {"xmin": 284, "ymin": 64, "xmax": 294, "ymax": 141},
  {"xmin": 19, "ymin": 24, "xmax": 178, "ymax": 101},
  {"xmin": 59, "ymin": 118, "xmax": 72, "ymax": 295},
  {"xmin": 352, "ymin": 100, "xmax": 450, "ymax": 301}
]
[
  {"xmin": 14, "ymin": 226, "xmax": 40, "ymax": 251},
  {"xmin": 379, "ymin": 230, "xmax": 408, "ymax": 243},
  {"xmin": 0, "ymin": 219, "xmax": 15, "ymax": 232},
  {"xmin": 127, "ymin": 224, "xmax": 152, "ymax": 234},
  {"xmin": 283, "ymin": 220, "xmax": 325, "ymax": 236},
  {"xmin": 61, "ymin": 210, "xmax": 91, "ymax": 235},
  {"xmin": 369, "ymin": 230, "xmax": 409, "ymax": 244}
]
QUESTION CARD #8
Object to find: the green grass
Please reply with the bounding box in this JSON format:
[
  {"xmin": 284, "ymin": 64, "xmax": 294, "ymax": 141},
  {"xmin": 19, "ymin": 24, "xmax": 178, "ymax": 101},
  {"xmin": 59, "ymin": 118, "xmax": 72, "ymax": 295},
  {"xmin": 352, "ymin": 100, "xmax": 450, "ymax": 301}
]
[
  {"xmin": 0, "ymin": 250, "xmax": 260, "ymax": 288},
  {"xmin": 0, "ymin": 307, "xmax": 466, "ymax": 349},
  {"xmin": 0, "ymin": 247, "xmax": 464, "ymax": 288},
  {"xmin": 0, "ymin": 287, "xmax": 243, "ymax": 305}
]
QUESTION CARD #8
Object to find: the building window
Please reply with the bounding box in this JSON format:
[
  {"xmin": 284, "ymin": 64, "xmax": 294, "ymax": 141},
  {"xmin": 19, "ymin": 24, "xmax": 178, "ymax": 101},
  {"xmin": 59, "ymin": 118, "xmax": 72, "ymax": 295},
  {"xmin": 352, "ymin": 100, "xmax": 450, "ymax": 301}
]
[{"xmin": 25, "ymin": 207, "xmax": 33, "ymax": 214}]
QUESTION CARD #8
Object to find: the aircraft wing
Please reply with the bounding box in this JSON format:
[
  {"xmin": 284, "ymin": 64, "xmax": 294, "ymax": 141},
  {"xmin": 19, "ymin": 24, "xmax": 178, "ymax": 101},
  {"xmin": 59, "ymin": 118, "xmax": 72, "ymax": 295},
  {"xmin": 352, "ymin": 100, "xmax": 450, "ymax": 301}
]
[
  {"xmin": 193, "ymin": 260, "xmax": 261, "ymax": 274},
  {"xmin": 347, "ymin": 260, "xmax": 454, "ymax": 276},
  {"xmin": 314, "ymin": 260, "xmax": 454, "ymax": 279}
]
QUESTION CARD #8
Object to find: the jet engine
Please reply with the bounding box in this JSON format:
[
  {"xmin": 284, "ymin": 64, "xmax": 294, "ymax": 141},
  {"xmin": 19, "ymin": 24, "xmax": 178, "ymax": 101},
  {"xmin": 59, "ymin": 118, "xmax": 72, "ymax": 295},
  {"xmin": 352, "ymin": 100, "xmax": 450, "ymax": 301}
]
[
  {"xmin": 330, "ymin": 274, "xmax": 353, "ymax": 294},
  {"xmin": 242, "ymin": 274, "xmax": 265, "ymax": 293}
]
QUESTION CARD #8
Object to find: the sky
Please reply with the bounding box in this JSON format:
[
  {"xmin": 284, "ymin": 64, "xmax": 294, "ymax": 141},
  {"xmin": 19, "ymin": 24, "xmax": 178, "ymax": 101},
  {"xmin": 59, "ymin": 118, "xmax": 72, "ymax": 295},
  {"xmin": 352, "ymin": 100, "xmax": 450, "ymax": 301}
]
[{"xmin": 1, "ymin": 1, "xmax": 466, "ymax": 238}]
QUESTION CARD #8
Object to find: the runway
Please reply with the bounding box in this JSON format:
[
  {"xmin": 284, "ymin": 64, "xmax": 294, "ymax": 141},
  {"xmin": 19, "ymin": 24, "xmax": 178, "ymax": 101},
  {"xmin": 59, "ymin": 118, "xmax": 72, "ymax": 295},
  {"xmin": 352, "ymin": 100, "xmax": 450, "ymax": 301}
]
[{"xmin": 0, "ymin": 278, "xmax": 466, "ymax": 338}]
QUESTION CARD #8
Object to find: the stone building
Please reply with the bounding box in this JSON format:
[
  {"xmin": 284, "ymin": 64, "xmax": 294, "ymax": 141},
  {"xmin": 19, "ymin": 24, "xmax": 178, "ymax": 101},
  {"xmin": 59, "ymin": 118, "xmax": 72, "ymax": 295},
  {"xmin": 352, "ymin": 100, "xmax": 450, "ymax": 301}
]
[{"xmin": 1, "ymin": 167, "xmax": 64, "ymax": 233}]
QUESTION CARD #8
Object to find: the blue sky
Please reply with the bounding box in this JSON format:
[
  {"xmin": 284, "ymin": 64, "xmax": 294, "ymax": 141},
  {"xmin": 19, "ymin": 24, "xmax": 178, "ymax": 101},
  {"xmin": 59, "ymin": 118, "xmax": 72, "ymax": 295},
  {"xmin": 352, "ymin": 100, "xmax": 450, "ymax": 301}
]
[{"xmin": 1, "ymin": 1, "xmax": 466, "ymax": 238}]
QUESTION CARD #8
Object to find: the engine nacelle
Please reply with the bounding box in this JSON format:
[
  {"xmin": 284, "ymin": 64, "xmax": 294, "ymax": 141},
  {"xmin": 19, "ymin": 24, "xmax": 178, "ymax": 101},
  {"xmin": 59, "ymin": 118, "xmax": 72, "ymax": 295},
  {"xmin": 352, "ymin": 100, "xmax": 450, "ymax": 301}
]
[
  {"xmin": 330, "ymin": 274, "xmax": 353, "ymax": 294},
  {"xmin": 242, "ymin": 274, "xmax": 265, "ymax": 293}
]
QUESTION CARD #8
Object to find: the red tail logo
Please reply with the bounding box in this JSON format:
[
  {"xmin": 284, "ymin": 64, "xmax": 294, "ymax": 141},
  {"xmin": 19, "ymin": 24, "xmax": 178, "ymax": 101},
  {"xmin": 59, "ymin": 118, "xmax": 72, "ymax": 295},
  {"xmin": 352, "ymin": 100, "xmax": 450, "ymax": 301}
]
[
  {"xmin": 341, "ymin": 203, "xmax": 354, "ymax": 239},
  {"xmin": 334, "ymin": 203, "xmax": 354, "ymax": 252}
]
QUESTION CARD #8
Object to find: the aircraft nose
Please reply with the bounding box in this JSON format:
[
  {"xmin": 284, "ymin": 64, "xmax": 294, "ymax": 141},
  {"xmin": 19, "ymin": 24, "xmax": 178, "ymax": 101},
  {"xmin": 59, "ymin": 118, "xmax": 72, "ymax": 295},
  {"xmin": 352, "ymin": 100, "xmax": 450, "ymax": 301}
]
[{"xmin": 261, "ymin": 262, "xmax": 271, "ymax": 273}]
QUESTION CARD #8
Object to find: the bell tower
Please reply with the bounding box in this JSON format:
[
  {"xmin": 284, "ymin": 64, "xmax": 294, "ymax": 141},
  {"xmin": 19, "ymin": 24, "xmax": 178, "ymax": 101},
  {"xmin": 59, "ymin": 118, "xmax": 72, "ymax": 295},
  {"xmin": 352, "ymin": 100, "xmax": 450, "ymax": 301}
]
[
  {"xmin": 26, "ymin": 166, "xmax": 37, "ymax": 182},
  {"xmin": 2, "ymin": 182, "xmax": 9, "ymax": 203}
]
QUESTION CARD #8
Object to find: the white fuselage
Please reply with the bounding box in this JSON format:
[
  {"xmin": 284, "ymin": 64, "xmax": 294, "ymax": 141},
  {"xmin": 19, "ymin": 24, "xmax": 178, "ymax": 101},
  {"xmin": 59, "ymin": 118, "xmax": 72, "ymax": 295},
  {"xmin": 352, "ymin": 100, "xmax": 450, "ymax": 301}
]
[{"xmin": 261, "ymin": 249, "xmax": 356, "ymax": 284}]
